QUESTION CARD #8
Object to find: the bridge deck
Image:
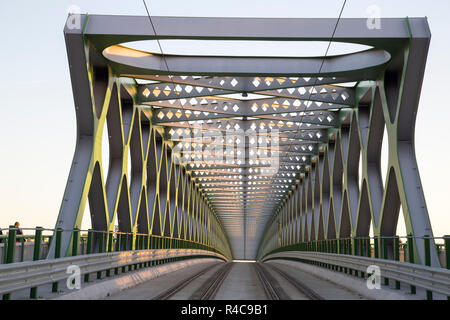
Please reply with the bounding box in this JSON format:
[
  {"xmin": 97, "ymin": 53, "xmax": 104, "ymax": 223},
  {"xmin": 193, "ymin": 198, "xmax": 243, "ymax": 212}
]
[{"xmin": 103, "ymin": 260, "xmax": 377, "ymax": 300}]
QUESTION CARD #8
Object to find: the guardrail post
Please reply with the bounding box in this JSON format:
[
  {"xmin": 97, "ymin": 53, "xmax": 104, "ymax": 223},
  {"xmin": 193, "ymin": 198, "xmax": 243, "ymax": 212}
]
[
  {"xmin": 358, "ymin": 238, "xmax": 362, "ymax": 256},
  {"xmin": 84, "ymin": 230, "xmax": 93, "ymax": 282},
  {"xmin": 350, "ymin": 237, "xmax": 355, "ymax": 256},
  {"xmin": 19, "ymin": 237, "xmax": 25, "ymax": 262},
  {"xmin": 105, "ymin": 232, "xmax": 112, "ymax": 277},
  {"xmin": 108, "ymin": 231, "xmax": 113, "ymax": 252},
  {"xmin": 115, "ymin": 233, "xmax": 121, "ymax": 252},
  {"xmin": 382, "ymin": 237, "xmax": 389, "ymax": 286},
  {"xmin": 52, "ymin": 228, "xmax": 62, "ymax": 293},
  {"xmin": 128, "ymin": 233, "xmax": 134, "ymax": 270},
  {"xmin": 99, "ymin": 232, "xmax": 105, "ymax": 253},
  {"xmin": 72, "ymin": 228, "xmax": 80, "ymax": 256},
  {"xmin": 374, "ymin": 236, "xmax": 379, "ymax": 258},
  {"xmin": 2, "ymin": 225, "xmax": 16, "ymax": 300},
  {"xmin": 344, "ymin": 239, "xmax": 349, "ymax": 273},
  {"xmin": 1, "ymin": 232, "xmax": 6, "ymax": 264},
  {"xmin": 30, "ymin": 227, "xmax": 43, "ymax": 299},
  {"xmin": 445, "ymin": 235, "xmax": 450, "ymax": 270},
  {"xmin": 445, "ymin": 235, "xmax": 450, "ymax": 300},
  {"xmin": 128, "ymin": 233, "xmax": 133, "ymax": 250},
  {"xmin": 407, "ymin": 234, "xmax": 416, "ymax": 294},
  {"xmin": 5, "ymin": 225, "xmax": 16, "ymax": 264},
  {"xmin": 97, "ymin": 232, "xmax": 106, "ymax": 279},
  {"xmin": 394, "ymin": 236, "xmax": 400, "ymax": 289},
  {"xmin": 424, "ymin": 235, "xmax": 433, "ymax": 300},
  {"xmin": 86, "ymin": 229, "xmax": 93, "ymax": 254}
]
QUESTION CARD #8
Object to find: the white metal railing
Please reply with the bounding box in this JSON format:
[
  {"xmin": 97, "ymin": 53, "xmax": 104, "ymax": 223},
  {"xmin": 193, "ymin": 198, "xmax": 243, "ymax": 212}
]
[
  {"xmin": 263, "ymin": 251, "xmax": 450, "ymax": 297},
  {"xmin": 0, "ymin": 249, "xmax": 226, "ymax": 296}
]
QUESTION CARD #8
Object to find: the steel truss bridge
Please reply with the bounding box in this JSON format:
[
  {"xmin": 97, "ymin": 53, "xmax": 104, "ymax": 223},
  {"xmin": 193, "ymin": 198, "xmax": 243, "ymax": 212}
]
[{"xmin": 1, "ymin": 14, "xmax": 450, "ymax": 301}]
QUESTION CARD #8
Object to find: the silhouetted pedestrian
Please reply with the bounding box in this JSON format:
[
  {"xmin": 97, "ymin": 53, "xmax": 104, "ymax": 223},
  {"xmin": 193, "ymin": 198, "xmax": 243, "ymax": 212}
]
[{"xmin": 14, "ymin": 222, "xmax": 23, "ymax": 242}]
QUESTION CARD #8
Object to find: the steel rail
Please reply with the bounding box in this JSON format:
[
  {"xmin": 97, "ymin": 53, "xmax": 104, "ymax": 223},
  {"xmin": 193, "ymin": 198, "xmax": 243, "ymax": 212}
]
[
  {"xmin": 152, "ymin": 262, "xmax": 221, "ymax": 300},
  {"xmin": 189, "ymin": 262, "xmax": 234, "ymax": 300},
  {"xmin": 254, "ymin": 262, "xmax": 289, "ymax": 300},
  {"xmin": 263, "ymin": 262, "xmax": 324, "ymax": 300}
]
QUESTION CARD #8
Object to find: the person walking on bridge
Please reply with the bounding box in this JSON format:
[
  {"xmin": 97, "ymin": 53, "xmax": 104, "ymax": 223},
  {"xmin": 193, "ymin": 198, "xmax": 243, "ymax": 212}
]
[{"xmin": 14, "ymin": 222, "xmax": 23, "ymax": 242}]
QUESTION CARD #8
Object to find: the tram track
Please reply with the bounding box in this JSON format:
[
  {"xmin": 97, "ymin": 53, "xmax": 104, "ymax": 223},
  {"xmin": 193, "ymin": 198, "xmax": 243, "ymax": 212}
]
[
  {"xmin": 152, "ymin": 262, "xmax": 221, "ymax": 300},
  {"xmin": 254, "ymin": 262, "xmax": 290, "ymax": 300},
  {"xmin": 153, "ymin": 262, "xmax": 233, "ymax": 300},
  {"xmin": 189, "ymin": 262, "xmax": 234, "ymax": 300},
  {"xmin": 263, "ymin": 262, "xmax": 324, "ymax": 300}
]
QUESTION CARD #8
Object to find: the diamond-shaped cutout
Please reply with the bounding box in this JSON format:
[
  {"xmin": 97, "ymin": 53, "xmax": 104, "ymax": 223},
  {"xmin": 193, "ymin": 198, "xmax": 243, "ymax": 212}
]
[
  {"xmin": 265, "ymin": 77, "xmax": 274, "ymax": 86},
  {"xmin": 163, "ymin": 85, "xmax": 171, "ymax": 96},
  {"xmin": 142, "ymin": 88, "xmax": 150, "ymax": 97},
  {"xmin": 230, "ymin": 78, "xmax": 238, "ymax": 87},
  {"xmin": 272, "ymin": 101, "xmax": 279, "ymax": 109},
  {"xmin": 276, "ymin": 77, "xmax": 286, "ymax": 84},
  {"xmin": 152, "ymin": 87, "xmax": 161, "ymax": 97},
  {"xmin": 341, "ymin": 91, "xmax": 350, "ymax": 101}
]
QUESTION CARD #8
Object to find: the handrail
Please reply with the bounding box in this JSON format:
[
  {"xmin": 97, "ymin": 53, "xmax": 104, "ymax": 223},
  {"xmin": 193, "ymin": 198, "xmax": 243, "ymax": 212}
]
[
  {"xmin": 262, "ymin": 251, "xmax": 450, "ymax": 297},
  {"xmin": 0, "ymin": 248, "xmax": 226, "ymax": 297}
]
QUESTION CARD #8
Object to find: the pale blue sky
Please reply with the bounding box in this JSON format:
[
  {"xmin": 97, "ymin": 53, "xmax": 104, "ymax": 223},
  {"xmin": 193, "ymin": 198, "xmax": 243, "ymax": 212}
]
[{"xmin": 0, "ymin": 0, "xmax": 449, "ymax": 238}]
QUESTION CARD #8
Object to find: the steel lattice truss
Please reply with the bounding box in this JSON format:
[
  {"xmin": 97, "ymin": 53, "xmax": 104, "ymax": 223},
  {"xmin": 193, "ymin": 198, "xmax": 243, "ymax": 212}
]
[{"xmin": 52, "ymin": 15, "xmax": 438, "ymax": 264}]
